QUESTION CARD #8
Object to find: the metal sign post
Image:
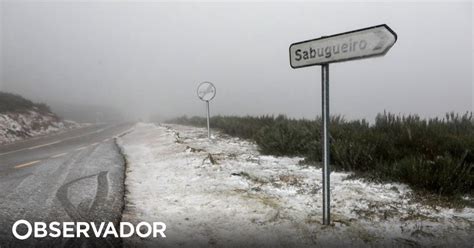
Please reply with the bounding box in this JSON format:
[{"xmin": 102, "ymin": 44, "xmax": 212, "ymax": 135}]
[
  {"xmin": 206, "ymin": 100, "xmax": 210, "ymax": 138},
  {"xmin": 197, "ymin": 82, "xmax": 216, "ymax": 139},
  {"xmin": 321, "ymin": 63, "xmax": 330, "ymax": 225},
  {"xmin": 289, "ymin": 24, "xmax": 397, "ymax": 225}
]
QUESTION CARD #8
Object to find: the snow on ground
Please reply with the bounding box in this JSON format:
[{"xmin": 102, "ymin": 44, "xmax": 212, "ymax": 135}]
[
  {"xmin": 118, "ymin": 123, "xmax": 474, "ymax": 247},
  {"xmin": 0, "ymin": 109, "xmax": 80, "ymax": 144}
]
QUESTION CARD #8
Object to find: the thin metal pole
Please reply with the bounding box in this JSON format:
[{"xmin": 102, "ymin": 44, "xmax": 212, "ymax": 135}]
[
  {"xmin": 321, "ymin": 64, "xmax": 330, "ymax": 225},
  {"xmin": 206, "ymin": 100, "xmax": 211, "ymax": 139}
]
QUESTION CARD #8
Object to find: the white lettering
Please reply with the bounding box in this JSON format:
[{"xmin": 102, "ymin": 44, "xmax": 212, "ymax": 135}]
[
  {"xmin": 102, "ymin": 222, "xmax": 119, "ymax": 238},
  {"xmin": 10, "ymin": 221, "xmax": 166, "ymax": 239},
  {"xmin": 49, "ymin": 222, "xmax": 61, "ymax": 238},
  {"xmin": 91, "ymin": 222, "xmax": 105, "ymax": 237},
  {"xmin": 63, "ymin": 222, "xmax": 74, "ymax": 238},
  {"xmin": 12, "ymin": 220, "xmax": 32, "ymax": 240},
  {"xmin": 120, "ymin": 222, "xmax": 135, "ymax": 238},
  {"xmin": 153, "ymin": 222, "xmax": 167, "ymax": 238},
  {"xmin": 34, "ymin": 222, "xmax": 47, "ymax": 238},
  {"xmin": 77, "ymin": 222, "xmax": 90, "ymax": 238},
  {"xmin": 136, "ymin": 222, "xmax": 152, "ymax": 238}
]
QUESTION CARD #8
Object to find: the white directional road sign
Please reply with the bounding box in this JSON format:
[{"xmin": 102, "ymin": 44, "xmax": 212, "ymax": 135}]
[
  {"xmin": 288, "ymin": 24, "xmax": 397, "ymax": 226},
  {"xmin": 289, "ymin": 24, "xmax": 397, "ymax": 68}
]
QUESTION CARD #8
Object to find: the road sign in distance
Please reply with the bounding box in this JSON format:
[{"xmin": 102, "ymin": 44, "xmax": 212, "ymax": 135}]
[
  {"xmin": 289, "ymin": 24, "xmax": 397, "ymax": 68},
  {"xmin": 197, "ymin": 82, "xmax": 216, "ymax": 102}
]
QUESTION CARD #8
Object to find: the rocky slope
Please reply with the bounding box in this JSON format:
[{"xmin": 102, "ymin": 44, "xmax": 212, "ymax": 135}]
[{"xmin": 0, "ymin": 92, "xmax": 80, "ymax": 144}]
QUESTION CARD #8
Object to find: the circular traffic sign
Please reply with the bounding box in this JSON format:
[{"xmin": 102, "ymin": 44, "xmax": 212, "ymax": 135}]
[{"xmin": 197, "ymin": 81, "xmax": 216, "ymax": 101}]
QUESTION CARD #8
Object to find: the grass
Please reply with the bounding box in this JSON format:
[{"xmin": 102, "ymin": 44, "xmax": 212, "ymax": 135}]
[
  {"xmin": 0, "ymin": 91, "xmax": 52, "ymax": 114},
  {"xmin": 168, "ymin": 112, "xmax": 473, "ymax": 198}
]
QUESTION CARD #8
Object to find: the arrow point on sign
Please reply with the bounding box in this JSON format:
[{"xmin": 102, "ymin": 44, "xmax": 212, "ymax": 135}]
[{"xmin": 373, "ymin": 30, "xmax": 388, "ymax": 51}]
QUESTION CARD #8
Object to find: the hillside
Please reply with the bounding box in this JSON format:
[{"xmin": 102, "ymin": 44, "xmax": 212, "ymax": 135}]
[{"xmin": 0, "ymin": 92, "xmax": 79, "ymax": 144}]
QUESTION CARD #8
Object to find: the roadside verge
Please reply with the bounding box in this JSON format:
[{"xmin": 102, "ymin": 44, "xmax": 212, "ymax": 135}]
[{"xmin": 117, "ymin": 123, "xmax": 474, "ymax": 247}]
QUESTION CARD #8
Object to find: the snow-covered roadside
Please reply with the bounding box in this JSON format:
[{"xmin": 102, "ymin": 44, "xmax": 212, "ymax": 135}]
[
  {"xmin": 118, "ymin": 123, "xmax": 474, "ymax": 247},
  {"xmin": 0, "ymin": 109, "xmax": 81, "ymax": 145}
]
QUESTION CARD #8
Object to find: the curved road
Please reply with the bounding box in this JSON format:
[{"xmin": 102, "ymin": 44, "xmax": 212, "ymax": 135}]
[{"xmin": 0, "ymin": 123, "xmax": 133, "ymax": 247}]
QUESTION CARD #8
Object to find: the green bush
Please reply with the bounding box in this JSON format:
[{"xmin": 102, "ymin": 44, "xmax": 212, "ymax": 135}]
[
  {"xmin": 389, "ymin": 154, "xmax": 473, "ymax": 195},
  {"xmin": 168, "ymin": 112, "xmax": 474, "ymax": 196},
  {"xmin": 255, "ymin": 118, "xmax": 314, "ymax": 156}
]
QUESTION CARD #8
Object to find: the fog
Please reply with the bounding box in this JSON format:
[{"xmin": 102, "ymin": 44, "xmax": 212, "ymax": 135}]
[{"xmin": 0, "ymin": 1, "xmax": 472, "ymax": 122}]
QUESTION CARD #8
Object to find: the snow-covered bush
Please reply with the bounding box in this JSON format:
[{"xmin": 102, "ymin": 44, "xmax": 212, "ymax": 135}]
[{"xmin": 168, "ymin": 112, "xmax": 474, "ymax": 197}]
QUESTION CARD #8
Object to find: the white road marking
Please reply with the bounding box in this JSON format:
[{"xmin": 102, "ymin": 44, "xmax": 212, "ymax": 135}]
[
  {"xmin": 75, "ymin": 146, "xmax": 87, "ymax": 151},
  {"xmin": 27, "ymin": 141, "xmax": 61, "ymax": 150},
  {"xmin": 51, "ymin": 152, "xmax": 67, "ymax": 158},
  {"xmin": 14, "ymin": 160, "xmax": 41, "ymax": 169},
  {"xmin": 0, "ymin": 149, "xmax": 27, "ymax": 156}
]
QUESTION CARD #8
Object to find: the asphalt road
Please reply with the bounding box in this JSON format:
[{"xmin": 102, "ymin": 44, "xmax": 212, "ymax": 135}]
[{"xmin": 0, "ymin": 123, "xmax": 133, "ymax": 247}]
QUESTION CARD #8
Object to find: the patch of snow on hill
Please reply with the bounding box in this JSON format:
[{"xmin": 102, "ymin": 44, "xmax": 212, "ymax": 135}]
[{"xmin": 0, "ymin": 110, "xmax": 80, "ymax": 144}]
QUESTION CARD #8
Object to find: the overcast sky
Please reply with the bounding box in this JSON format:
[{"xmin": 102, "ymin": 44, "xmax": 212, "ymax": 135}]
[{"xmin": 0, "ymin": 1, "xmax": 472, "ymax": 121}]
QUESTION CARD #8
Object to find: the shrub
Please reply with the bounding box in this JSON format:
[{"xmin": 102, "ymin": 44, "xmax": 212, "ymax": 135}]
[
  {"xmin": 167, "ymin": 112, "xmax": 474, "ymax": 196},
  {"xmin": 389, "ymin": 154, "xmax": 473, "ymax": 195}
]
